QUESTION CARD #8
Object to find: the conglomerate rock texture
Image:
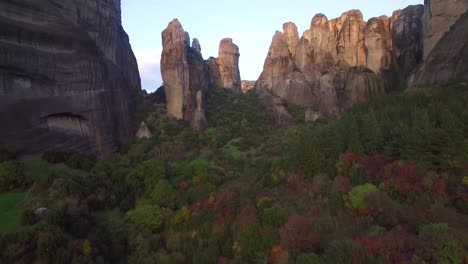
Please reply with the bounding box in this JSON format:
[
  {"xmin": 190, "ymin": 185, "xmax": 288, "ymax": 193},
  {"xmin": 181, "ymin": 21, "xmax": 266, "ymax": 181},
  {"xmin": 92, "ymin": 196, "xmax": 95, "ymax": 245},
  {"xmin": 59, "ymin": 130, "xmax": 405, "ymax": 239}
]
[
  {"xmin": 0, "ymin": 0, "xmax": 141, "ymax": 154},
  {"xmin": 161, "ymin": 20, "xmax": 241, "ymax": 129},
  {"xmin": 256, "ymin": 6, "xmax": 424, "ymax": 118}
]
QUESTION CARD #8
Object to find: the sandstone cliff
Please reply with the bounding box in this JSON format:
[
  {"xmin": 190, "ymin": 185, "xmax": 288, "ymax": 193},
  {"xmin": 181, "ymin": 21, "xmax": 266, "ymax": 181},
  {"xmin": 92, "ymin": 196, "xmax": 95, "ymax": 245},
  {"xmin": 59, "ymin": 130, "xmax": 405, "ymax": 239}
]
[
  {"xmin": 256, "ymin": 6, "xmax": 424, "ymax": 118},
  {"xmin": 0, "ymin": 0, "xmax": 141, "ymax": 154},
  {"xmin": 161, "ymin": 20, "xmax": 241, "ymax": 129}
]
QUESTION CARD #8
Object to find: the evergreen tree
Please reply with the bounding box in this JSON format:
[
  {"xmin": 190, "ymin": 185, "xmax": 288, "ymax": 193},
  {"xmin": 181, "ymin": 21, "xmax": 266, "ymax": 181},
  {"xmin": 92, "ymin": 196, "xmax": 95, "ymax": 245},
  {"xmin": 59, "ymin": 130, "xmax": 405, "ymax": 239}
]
[
  {"xmin": 360, "ymin": 109, "xmax": 383, "ymax": 155},
  {"xmin": 328, "ymin": 178, "xmax": 344, "ymax": 217},
  {"xmin": 346, "ymin": 116, "xmax": 364, "ymax": 155}
]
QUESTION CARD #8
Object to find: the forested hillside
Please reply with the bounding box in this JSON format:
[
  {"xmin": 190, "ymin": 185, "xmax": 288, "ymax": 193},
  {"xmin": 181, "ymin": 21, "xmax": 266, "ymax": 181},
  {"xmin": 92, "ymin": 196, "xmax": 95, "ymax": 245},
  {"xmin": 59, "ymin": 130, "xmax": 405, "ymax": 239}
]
[{"xmin": 1, "ymin": 82, "xmax": 467, "ymax": 263}]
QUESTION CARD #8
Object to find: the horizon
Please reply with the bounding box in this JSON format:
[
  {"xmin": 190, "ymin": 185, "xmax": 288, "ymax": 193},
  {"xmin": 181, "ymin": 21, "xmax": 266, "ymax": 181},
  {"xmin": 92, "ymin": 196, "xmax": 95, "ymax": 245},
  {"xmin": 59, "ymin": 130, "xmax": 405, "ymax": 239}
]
[{"xmin": 121, "ymin": 0, "xmax": 423, "ymax": 92}]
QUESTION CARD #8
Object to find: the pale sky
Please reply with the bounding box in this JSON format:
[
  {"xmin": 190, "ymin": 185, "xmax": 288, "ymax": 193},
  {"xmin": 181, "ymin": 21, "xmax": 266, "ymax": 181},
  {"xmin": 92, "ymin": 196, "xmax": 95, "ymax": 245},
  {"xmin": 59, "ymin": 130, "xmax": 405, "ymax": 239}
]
[{"xmin": 121, "ymin": 0, "xmax": 423, "ymax": 92}]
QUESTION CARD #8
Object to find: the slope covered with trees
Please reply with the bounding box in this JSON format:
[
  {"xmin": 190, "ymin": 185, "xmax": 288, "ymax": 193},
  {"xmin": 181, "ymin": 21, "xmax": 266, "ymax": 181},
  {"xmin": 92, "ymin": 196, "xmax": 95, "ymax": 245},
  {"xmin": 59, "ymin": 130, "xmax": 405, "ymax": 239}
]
[{"xmin": 0, "ymin": 82, "xmax": 467, "ymax": 263}]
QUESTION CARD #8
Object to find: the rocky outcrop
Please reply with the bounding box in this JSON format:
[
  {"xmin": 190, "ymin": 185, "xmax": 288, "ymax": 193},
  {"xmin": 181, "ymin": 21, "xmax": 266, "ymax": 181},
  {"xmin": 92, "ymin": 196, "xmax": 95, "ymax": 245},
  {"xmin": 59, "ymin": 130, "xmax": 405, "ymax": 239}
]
[
  {"xmin": 410, "ymin": 11, "xmax": 468, "ymax": 86},
  {"xmin": 161, "ymin": 19, "xmax": 208, "ymax": 130},
  {"xmin": 423, "ymin": 0, "xmax": 468, "ymax": 58},
  {"xmin": 256, "ymin": 90, "xmax": 295, "ymax": 125},
  {"xmin": 256, "ymin": 6, "xmax": 424, "ymax": 117},
  {"xmin": 210, "ymin": 38, "xmax": 241, "ymax": 93},
  {"xmin": 136, "ymin": 121, "xmax": 152, "ymax": 139},
  {"xmin": 241, "ymin": 81, "xmax": 256, "ymax": 93},
  {"xmin": 0, "ymin": 0, "xmax": 141, "ymax": 154},
  {"xmin": 161, "ymin": 20, "xmax": 241, "ymax": 129}
]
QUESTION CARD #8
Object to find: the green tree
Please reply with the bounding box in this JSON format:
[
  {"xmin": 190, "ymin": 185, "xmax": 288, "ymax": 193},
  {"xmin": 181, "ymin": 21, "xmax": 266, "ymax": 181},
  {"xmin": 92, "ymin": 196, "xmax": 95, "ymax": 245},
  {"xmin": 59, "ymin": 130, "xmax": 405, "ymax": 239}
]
[
  {"xmin": 151, "ymin": 180, "xmax": 177, "ymax": 209},
  {"xmin": 419, "ymin": 223, "xmax": 461, "ymax": 263},
  {"xmin": 125, "ymin": 204, "xmax": 163, "ymax": 232},
  {"xmin": 348, "ymin": 183, "xmax": 378, "ymax": 209},
  {"xmin": 328, "ymin": 179, "xmax": 344, "ymax": 217},
  {"xmin": 360, "ymin": 109, "xmax": 383, "ymax": 154},
  {"xmin": 260, "ymin": 203, "xmax": 287, "ymax": 228},
  {"xmin": 346, "ymin": 116, "xmax": 364, "ymax": 155},
  {"xmin": 126, "ymin": 159, "xmax": 165, "ymax": 196},
  {"xmin": 323, "ymin": 238, "xmax": 363, "ymax": 264}
]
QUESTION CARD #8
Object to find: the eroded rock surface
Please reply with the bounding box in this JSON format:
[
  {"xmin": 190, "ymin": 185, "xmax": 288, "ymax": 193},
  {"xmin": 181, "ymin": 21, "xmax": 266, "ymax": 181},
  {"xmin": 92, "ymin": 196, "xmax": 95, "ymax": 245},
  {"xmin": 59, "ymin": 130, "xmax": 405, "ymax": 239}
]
[
  {"xmin": 423, "ymin": 0, "xmax": 468, "ymax": 58},
  {"xmin": 0, "ymin": 0, "xmax": 141, "ymax": 154},
  {"xmin": 161, "ymin": 20, "xmax": 241, "ymax": 129},
  {"xmin": 256, "ymin": 6, "xmax": 424, "ymax": 117},
  {"xmin": 411, "ymin": 11, "xmax": 468, "ymax": 86}
]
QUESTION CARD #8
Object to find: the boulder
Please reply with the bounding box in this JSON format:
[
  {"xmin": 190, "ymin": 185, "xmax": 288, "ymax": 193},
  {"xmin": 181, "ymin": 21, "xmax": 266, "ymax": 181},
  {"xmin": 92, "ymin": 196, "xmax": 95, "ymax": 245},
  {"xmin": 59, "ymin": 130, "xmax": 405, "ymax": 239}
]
[{"xmin": 0, "ymin": 0, "xmax": 141, "ymax": 154}]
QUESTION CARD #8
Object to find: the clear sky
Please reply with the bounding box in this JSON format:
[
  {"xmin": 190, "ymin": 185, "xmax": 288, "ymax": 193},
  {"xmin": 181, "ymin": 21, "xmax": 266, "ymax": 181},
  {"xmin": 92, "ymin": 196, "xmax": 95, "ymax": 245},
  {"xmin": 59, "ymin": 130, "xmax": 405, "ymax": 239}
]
[{"xmin": 121, "ymin": 0, "xmax": 423, "ymax": 92}]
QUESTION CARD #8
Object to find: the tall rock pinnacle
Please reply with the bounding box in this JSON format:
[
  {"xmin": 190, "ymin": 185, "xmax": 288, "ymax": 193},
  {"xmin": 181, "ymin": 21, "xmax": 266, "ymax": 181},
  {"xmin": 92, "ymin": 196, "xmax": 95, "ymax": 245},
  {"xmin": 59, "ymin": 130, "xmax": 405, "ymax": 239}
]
[
  {"xmin": 160, "ymin": 20, "xmax": 242, "ymax": 129},
  {"xmin": 161, "ymin": 19, "xmax": 208, "ymax": 130}
]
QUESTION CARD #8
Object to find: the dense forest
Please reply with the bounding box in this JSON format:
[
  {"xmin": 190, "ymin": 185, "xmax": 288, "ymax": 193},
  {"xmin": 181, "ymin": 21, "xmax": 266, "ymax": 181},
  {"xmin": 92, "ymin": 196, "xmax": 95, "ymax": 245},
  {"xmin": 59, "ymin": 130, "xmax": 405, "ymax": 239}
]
[{"xmin": 1, "ymin": 82, "xmax": 467, "ymax": 263}]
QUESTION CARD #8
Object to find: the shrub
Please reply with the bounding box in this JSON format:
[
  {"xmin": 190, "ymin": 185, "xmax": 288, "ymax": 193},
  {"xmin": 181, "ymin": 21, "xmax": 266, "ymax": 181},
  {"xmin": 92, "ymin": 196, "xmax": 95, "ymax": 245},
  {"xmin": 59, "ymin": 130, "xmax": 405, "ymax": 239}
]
[{"xmin": 348, "ymin": 183, "xmax": 378, "ymax": 209}]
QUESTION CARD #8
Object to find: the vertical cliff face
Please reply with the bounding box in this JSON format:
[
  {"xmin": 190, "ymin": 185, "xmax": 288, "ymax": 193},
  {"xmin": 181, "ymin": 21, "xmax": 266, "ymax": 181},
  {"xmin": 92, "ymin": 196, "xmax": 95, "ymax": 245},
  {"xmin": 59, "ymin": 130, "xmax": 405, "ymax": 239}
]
[
  {"xmin": 392, "ymin": 5, "xmax": 425, "ymax": 77},
  {"xmin": 256, "ymin": 6, "xmax": 424, "ymax": 118},
  {"xmin": 0, "ymin": 0, "xmax": 141, "ymax": 154},
  {"xmin": 409, "ymin": 0, "xmax": 468, "ymax": 86},
  {"xmin": 423, "ymin": 0, "xmax": 468, "ymax": 58},
  {"xmin": 411, "ymin": 11, "xmax": 468, "ymax": 86},
  {"xmin": 161, "ymin": 20, "xmax": 241, "ymax": 130}
]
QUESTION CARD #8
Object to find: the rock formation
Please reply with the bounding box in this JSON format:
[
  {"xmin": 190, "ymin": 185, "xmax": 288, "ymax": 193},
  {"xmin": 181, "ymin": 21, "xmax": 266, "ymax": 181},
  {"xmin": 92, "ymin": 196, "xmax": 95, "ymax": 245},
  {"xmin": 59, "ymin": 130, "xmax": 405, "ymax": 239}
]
[
  {"xmin": 241, "ymin": 81, "xmax": 256, "ymax": 93},
  {"xmin": 0, "ymin": 0, "xmax": 141, "ymax": 154},
  {"xmin": 208, "ymin": 39, "xmax": 241, "ymax": 93},
  {"xmin": 423, "ymin": 0, "xmax": 468, "ymax": 58},
  {"xmin": 256, "ymin": 6, "xmax": 424, "ymax": 118},
  {"xmin": 410, "ymin": 11, "xmax": 468, "ymax": 86},
  {"xmin": 392, "ymin": 5, "xmax": 425, "ymax": 77},
  {"xmin": 161, "ymin": 20, "xmax": 241, "ymax": 129},
  {"xmin": 136, "ymin": 122, "xmax": 152, "ymax": 139}
]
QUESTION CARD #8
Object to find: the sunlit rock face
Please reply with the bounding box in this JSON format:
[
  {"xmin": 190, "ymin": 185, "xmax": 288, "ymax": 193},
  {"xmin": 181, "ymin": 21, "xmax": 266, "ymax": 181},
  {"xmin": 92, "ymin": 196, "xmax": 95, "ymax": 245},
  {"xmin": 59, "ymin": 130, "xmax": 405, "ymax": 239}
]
[
  {"xmin": 256, "ymin": 6, "xmax": 425, "ymax": 118},
  {"xmin": 0, "ymin": 0, "xmax": 141, "ymax": 154},
  {"xmin": 161, "ymin": 19, "xmax": 208, "ymax": 130},
  {"xmin": 161, "ymin": 20, "xmax": 242, "ymax": 130}
]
